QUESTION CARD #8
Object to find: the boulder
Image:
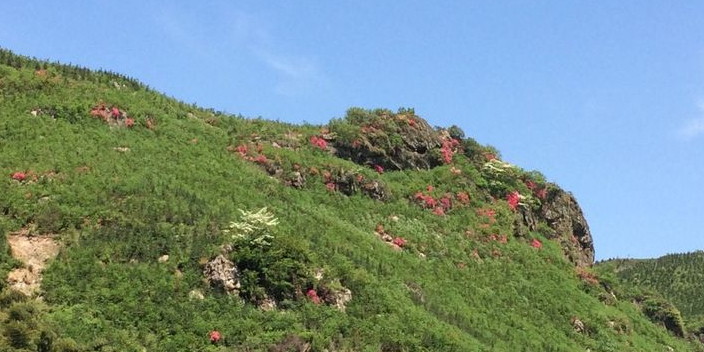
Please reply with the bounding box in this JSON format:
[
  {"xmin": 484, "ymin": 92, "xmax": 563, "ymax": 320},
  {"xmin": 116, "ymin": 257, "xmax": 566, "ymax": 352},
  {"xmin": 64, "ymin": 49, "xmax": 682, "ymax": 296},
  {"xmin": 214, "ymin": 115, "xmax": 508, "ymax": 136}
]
[{"xmin": 203, "ymin": 255, "xmax": 240, "ymax": 294}]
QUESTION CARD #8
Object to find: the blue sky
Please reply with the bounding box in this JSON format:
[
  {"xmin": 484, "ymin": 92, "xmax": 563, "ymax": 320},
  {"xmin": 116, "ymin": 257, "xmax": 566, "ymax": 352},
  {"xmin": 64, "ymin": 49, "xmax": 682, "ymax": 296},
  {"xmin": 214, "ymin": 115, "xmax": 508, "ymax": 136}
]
[{"xmin": 2, "ymin": 1, "xmax": 703, "ymax": 260}]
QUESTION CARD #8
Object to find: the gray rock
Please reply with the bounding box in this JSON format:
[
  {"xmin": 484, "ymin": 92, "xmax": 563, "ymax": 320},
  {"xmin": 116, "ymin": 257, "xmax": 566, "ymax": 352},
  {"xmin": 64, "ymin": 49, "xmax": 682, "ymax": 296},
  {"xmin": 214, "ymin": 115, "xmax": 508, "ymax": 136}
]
[{"xmin": 203, "ymin": 255, "xmax": 240, "ymax": 294}]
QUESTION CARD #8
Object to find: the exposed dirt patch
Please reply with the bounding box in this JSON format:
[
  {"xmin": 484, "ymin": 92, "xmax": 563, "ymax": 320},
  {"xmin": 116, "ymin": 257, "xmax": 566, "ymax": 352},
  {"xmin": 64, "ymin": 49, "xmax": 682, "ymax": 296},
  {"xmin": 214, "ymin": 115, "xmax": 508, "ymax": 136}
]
[{"xmin": 6, "ymin": 231, "xmax": 60, "ymax": 296}]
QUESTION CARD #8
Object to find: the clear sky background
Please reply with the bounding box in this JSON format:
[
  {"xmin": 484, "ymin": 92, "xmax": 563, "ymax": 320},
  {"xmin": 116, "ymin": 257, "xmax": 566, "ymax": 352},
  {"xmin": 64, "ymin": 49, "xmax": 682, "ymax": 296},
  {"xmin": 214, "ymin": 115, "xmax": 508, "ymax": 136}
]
[{"xmin": 2, "ymin": 1, "xmax": 703, "ymax": 260}]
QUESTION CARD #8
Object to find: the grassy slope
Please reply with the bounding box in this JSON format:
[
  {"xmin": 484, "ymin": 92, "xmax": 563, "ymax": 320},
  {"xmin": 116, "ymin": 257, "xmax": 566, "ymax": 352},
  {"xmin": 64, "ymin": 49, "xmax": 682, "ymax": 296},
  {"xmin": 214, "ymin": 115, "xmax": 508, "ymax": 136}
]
[{"xmin": 0, "ymin": 50, "xmax": 700, "ymax": 351}]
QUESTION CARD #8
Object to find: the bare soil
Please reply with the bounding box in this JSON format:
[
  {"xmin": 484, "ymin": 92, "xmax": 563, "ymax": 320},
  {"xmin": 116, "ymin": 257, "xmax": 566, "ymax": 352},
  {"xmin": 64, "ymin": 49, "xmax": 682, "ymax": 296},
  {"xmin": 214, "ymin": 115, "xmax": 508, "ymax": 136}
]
[{"xmin": 6, "ymin": 230, "xmax": 60, "ymax": 296}]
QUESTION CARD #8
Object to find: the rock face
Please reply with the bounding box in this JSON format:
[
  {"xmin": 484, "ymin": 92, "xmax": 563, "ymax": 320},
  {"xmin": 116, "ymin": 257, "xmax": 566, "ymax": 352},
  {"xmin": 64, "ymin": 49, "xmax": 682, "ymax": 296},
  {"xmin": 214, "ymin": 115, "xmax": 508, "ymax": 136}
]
[
  {"xmin": 203, "ymin": 254, "xmax": 240, "ymax": 294},
  {"xmin": 518, "ymin": 185, "xmax": 594, "ymax": 267}
]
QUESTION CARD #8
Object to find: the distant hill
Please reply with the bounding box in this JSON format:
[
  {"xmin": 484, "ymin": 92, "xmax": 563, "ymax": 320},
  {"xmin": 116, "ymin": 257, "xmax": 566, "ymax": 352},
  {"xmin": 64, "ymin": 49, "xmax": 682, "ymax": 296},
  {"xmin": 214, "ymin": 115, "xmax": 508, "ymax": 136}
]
[
  {"xmin": 599, "ymin": 252, "xmax": 704, "ymax": 336},
  {"xmin": 0, "ymin": 47, "xmax": 701, "ymax": 351}
]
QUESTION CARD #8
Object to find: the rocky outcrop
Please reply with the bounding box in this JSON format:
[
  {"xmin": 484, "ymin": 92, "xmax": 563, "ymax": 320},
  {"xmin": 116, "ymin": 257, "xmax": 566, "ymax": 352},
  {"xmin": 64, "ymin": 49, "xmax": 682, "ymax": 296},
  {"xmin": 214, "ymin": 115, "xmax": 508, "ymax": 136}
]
[
  {"xmin": 332, "ymin": 110, "xmax": 444, "ymax": 171},
  {"xmin": 203, "ymin": 254, "xmax": 240, "ymax": 294},
  {"xmin": 321, "ymin": 287, "xmax": 352, "ymax": 312},
  {"xmin": 326, "ymin": 169, "xmax": 389, "ymax": 201},
  {"xmin": 517, "ymin": 185, "xmax": 594, "ymax": 267}
]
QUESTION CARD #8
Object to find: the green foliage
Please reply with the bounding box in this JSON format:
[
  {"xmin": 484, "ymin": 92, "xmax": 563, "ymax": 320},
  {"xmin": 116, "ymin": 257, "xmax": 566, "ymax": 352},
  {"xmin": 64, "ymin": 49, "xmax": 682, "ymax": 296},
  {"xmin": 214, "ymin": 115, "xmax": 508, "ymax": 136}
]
[
  {"xmin": 0, "ymin": 47, "xmax": 700, "ymax": 351},
  {"xmin": 641, "ymin": 296, "xmax": 686, "ymax": 337}
]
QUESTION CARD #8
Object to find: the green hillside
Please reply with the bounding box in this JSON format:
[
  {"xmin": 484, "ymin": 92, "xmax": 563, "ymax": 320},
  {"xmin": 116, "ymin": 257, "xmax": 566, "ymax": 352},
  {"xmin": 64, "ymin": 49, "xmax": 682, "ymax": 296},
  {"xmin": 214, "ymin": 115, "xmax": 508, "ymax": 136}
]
[
  {"xmin": 0, "ymin": 48, "xmax": 701, "ymax": 351},
  {"xmin": 598, "ymin": 252, "xmax": 704, "ymax": 341}
]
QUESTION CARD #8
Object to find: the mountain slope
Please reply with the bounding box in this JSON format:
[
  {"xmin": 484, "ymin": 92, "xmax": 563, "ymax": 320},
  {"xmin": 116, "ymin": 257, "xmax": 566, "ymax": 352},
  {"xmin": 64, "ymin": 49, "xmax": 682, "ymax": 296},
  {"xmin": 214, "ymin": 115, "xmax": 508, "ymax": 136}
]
[{"xmin": 0, "ymin": 48, "xmax": 701, "ymax": 351}]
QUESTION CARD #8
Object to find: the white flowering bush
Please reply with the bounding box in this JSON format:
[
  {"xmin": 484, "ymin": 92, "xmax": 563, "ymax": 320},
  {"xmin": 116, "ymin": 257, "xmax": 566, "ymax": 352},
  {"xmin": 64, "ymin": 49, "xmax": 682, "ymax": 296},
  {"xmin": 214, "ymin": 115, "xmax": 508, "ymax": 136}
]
[{"xmin": 224, "ymin": 207, "xmax": 279, "ymax": 246}]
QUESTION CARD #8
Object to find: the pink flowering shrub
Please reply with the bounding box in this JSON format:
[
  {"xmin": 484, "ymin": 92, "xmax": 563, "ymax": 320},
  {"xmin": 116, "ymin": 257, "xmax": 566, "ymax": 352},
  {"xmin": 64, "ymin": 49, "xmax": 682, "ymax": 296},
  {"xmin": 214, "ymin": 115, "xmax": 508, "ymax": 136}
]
[
  {"xmin": 89, "ymin": 102, "xmax": 111, "ymax": 121},
  {"xmin": 231, "ymin": 143, "xmax": 273, "ymax": 168},
  {"xmin": 506, "ymin": 191, "xmax": 520, "ymax": 210},
  {"xmin": 209, "ymin": 330, "xmax": 221, "ymax": 343},
  {"xmin": 439, "ymin": 138, "xmax": 458, "ymax": 164},
  {"xmin": 423, "ymin": 196, "xmax": 437, "ymax": 209},
  {"xmin": 124, "ymin": 118, "xmax": 135, "ymax": 128},
  {"xmin": 325, "ymin": 182, "xmax": 336, "ymax": 192},
  {"xmin": 307, "ymin": 289, "xmax": 322, "ymax": 304},
  {"xmin": 111, "ymin": 106, "xmax": 120, "ymax": 118},
  {"xmin": 309, "ymin": 135, "xmax": 327, "ymax": 150},
  {"xmin": 11, "ymin": 172, "xmax": 26, "ymax": 182},
  {"xmin": 531, "ymin": 239, "xmax": 543, "ymax": 249},
  {"xmin": 392, "ymin": 237, "xmax": 407, "ymax": 247},
  {"xmin": 374, "ymin": 165, "xmax": 384, "ymax": 174},
  {"xmin": 432, "ymin": 207, "xmax": 445, "ymax": 216}
]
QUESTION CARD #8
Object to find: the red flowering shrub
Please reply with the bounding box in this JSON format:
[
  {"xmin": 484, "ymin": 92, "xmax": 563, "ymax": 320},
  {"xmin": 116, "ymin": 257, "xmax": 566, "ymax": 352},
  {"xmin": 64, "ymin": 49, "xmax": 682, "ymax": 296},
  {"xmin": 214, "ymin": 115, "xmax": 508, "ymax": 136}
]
[
  {"xmin": 111, "ymin": 106, "xmax": 120, "ymax": 119},
  {"xmin": 408, "ymin": 118, "xmax": 417, "ymax": 128},
  {"xmin": 432, "ymin": 207, "xmax": 445, "ymax": 216},
  {"xmin": 392, "ymin": 237, "xmax": 407, "ymax": 247},
  {"xmin": 209, "ymin": 330, "xmax": 221, "ymax": 343},
  {"xmin": 11, "ymin": 172, "xmax": 26, "ymax": 181},
  {"xmin": 124, "ymin": 118, "xmax": 135, "ymax": 128},
  {"xmin": 352, "ymin": 139, "xmax": 360, "ymax": 148},
  {"xmin": 309, "ymin": 135, "xmax": 327, "ymax": 150},
  {"xmin": 506, "ymin": 191, "xmax": 520, "ymax": 210},
  {"xmin": 374, "ymin": 165, "xmax": 384, "ymax": 174},
  {"xmin": 307, "ymin": 289, "xmax": 322, "ymax": 304},
  {"xmin": 531, "ymin": 239, "xmax": 543, "ymax": 249}
]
